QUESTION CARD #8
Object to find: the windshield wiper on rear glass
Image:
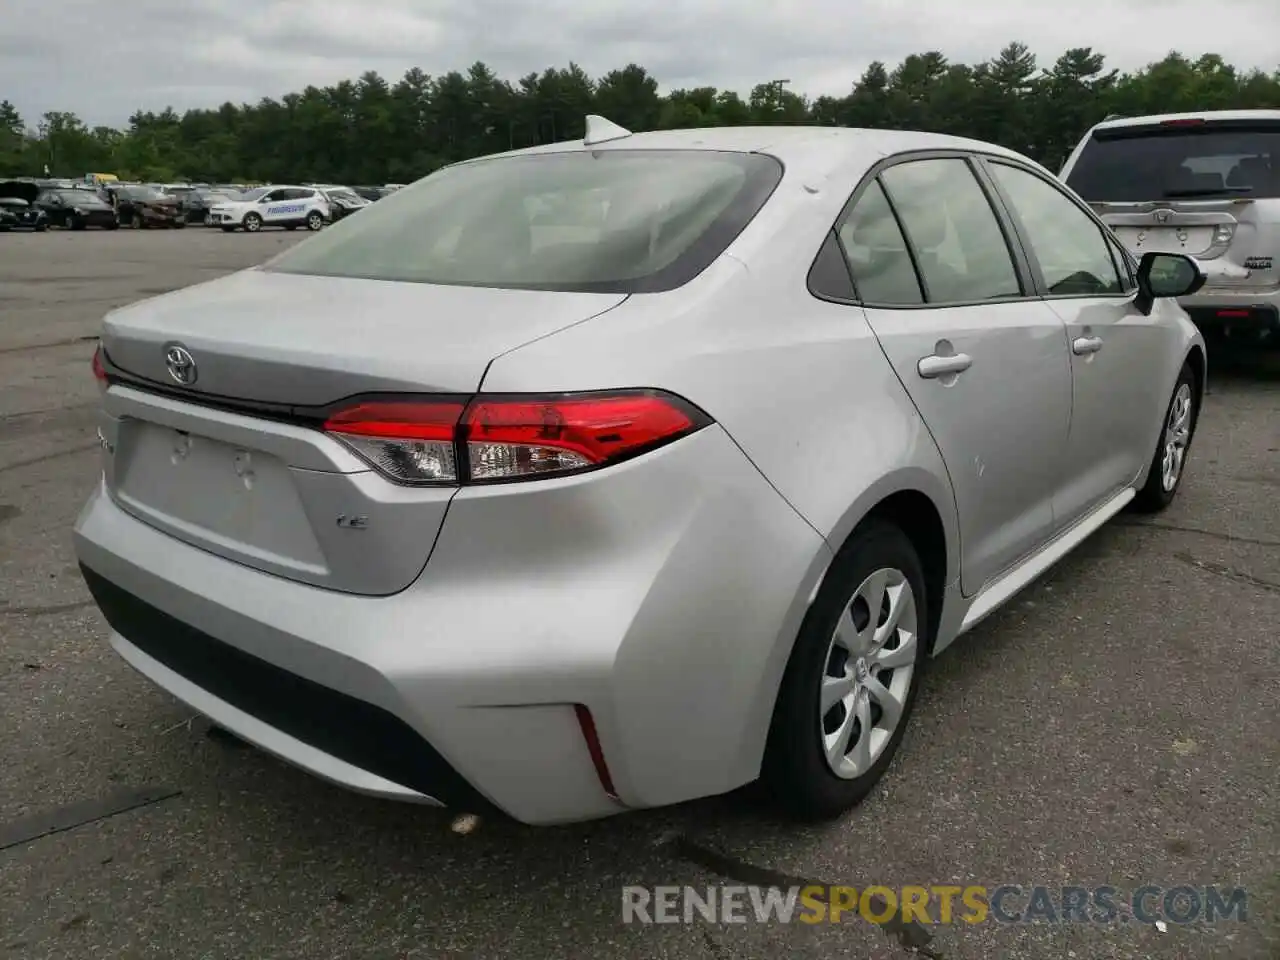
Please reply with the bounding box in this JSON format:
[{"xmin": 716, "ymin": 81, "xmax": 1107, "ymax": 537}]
[{"xmin": 1162, "ymin": 186, "xmax": 1254, "ymax": 199}]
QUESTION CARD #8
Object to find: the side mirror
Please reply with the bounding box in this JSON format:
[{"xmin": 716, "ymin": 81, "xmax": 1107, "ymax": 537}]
[{"xmin": 1134, "ymin": 252, "xmax": 1206, "ymax": 316}]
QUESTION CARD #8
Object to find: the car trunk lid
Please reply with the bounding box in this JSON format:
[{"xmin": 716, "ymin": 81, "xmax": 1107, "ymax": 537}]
[{"xmin": 98, "ymin": 269, "xmax": 628, "ymax": 594}]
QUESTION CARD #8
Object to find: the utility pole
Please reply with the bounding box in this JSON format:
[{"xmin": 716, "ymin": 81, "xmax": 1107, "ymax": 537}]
[{"xmin": 769, "ymin": 79, "xmax": 790, "ymax": 119}]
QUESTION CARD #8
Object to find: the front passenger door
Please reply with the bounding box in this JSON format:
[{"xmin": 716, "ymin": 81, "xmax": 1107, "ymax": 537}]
[
  {"xmin": 839, "ymin": 156, "xmax": 1074, "ymax": 595},
  {"xmin": 982, "ymin": 160, "xmax": 1171, "ymax": 527}
]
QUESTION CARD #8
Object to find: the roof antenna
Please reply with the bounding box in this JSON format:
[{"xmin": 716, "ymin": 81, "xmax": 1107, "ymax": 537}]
[{"xmin": 584, "ymin": 115, "xmax": 633, "ymax": 147}]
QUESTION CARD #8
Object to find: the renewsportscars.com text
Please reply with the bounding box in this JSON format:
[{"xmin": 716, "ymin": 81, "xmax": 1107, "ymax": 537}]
[{"xmin": 621, "ymin": 884, "xmax": 1249, "ymax": 926}]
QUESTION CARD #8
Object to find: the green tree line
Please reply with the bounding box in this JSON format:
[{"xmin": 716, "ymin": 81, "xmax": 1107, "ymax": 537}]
[{"xmin": 2, "ymin": 44, "xmax": 1278, "ymax": 184}]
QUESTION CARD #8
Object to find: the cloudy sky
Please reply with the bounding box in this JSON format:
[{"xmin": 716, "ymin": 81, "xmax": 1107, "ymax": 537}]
[{"xmin": 4, "ymin": 0, "xmax": 1278, "ymax": 128}]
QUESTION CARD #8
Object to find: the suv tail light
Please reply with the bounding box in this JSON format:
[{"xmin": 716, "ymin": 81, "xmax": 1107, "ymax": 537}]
[{"xmin": 323, "ymin": 390, "xmax": 711, "ymax": 485}]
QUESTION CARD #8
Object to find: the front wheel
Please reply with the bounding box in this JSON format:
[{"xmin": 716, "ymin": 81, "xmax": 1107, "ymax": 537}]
[
  {"xmin": 243, "ymin": 212, "xmax": 263, "ymax": 233},
  {"xmin": 761, "ymin": 520, "xmax": 929, "ymax": 820},
  {"xmin": 132, "ymin": 212, "xmax": 144, "ymax": 229},
  {"xmin": 1132, "ymin": 361, "xmax": 1199, "ymax": 513}
]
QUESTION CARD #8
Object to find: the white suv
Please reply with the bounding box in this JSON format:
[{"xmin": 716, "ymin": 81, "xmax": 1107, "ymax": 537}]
[
  {"xmin": 1060, "ymin": 110, "xmax": 1280, "ymax": 351},
  {"xmin": 210, "ymin": 186, "xmax": 331, "ymax": 233}
]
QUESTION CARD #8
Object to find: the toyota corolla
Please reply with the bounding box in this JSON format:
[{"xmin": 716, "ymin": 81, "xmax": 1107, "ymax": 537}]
[{"xmin": 75, "ymin": 119, "xmax": 1207, "ymax": 825}]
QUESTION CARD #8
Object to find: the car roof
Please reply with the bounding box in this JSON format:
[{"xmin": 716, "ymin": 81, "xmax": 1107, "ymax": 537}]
[
  {"xmin": 1090, "ymin": 108, "xmax": 1280, "ymax": 132},
  {"xmin": 454, "ymin": 124, "xmax": 1044, "ymax": 182}
]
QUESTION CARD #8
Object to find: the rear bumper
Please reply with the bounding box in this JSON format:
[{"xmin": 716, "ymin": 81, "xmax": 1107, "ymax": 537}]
[
  {"xmin": 73, "ymin": 425, "xmax": 827, "ymax": 824},
  {"xmin": 1180, "ymin": 289, "xmax": 1280, "ymax": 348}
]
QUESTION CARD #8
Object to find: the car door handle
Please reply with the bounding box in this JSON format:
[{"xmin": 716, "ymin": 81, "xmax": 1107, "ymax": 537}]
[
  {"xmin": 917, "ymin": 353, "xmax": 973, "ymax": 379},
  {"xmin": 1072, "ymin": 336, "xmax": 1103, "ymax": 355}
]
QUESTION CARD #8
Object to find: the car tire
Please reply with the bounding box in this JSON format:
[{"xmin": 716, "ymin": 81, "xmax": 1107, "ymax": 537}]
[
  {"xmin": 204, "ymin": 214, "xmax": 213, "ymax": 227},
  {"xmin": 761, "ymin": 519, "xmax": 930, "ymax": 821},
  {"xmin": 306, "ymin": 211, "xmax": 324, "ymax": 231},
  {"xmin": 71, "ymin": 218, "xmax": 86, "ymax": 231},
  {"xmin": 243, "ymin": 212, "xmax": 263, "ymax": 233},
  {"xmin": 1131, "ymin": 361, "xmax": 1199, "ymax": 513},
  {"xmin": 106, "ymin": 221, "xmax": 119, "ymax": 231},
  {"xmin": 220, "ymin": 226, "xmax": 235, "ymax": 233},
  {"xmin": 132, "ymin": 213, "xmax": 144, "ymax": 229},
  {"xmin": 35, "ymin": 223, "xmax": 47, "ymax": 232}
]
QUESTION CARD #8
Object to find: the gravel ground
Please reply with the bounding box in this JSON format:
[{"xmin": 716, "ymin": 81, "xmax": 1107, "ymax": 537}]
[{"xmin": 1, "ymin": 228, "xmax": 1277, "ymax": 959}]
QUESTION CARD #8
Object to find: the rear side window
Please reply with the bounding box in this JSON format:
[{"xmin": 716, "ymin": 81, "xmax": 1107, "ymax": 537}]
[
  {"xmin": 988, "ymin": 162, "xmax": 1123, "ymax": 296},
  {"xmin": 264, "ymin": 150, "xmax": 783, "ymax": 293},
  {"xmin": 880, "ymin": 159, "xmax": 1022, "ymax": 303},
  {"xmin": 835, "ymin": 181, "xmax": 923, "ymax": 305},
  {"xmin": 1065, "ymin": 120, "xmax": 1280, "ymax": 201}
]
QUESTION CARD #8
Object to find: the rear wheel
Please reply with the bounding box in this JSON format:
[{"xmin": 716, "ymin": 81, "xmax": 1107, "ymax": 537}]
[
  {"xmin": 220, "ymin": 225, "xmax": 235, "ymax": 233},
  {"xmin": 761, "ymin": 520, "xmax": 929, "ymax": 820},
  {"xmin": 71, "ymin": 218, "xmax": 86, "ymax": 231},
  {"xmin": 132, "ymin": 212, "xmax": 144, "ymax": 229},
  {"xmin": 306, "ymin": 210, "xmax": 324, "ymax": 231},
  {"xmin": 1132, "ymin": 361, "xmax": 1198, "ymax": 513},
  {"xmin": 243, "ymin": 212, "xmax": 263, "ymax": 233},
  {"xmin": 106, "ymin": 220, "xmax": 119, "ymax": 230}
]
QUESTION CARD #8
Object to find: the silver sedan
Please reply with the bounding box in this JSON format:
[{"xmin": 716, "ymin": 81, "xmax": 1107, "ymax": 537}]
[{"xmin": 75, "ymin": 119, "xmax": 1206, "ymax": 825}]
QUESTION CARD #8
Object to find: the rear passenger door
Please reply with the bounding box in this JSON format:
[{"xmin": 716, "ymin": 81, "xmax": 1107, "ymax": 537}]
[
  {"xmin": 980, "ymin": 159, "xmax": 1169, "ymax": 526},
  {"xmin": 834, "ymin": 154, "xmax": 1074, "ymax": 595}
]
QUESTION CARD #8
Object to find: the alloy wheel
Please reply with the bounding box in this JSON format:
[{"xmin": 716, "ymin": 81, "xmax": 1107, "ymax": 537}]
[
  {"xmin": 819, "ymin": 567, "xmax": 918, "ymax": 779},
  {"xmin": 1161, "ymin": 383, "xmax": 1193, "ymax": 492}
]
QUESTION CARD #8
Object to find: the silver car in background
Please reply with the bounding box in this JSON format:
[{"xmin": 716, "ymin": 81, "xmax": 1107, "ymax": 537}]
[
  {"xmin": 1061, "ymin": 109, "xmax": 1280, "ymax": 351},
  {"xmin": 75, "ymin": 120, "xmax": 1206, "ymax": 825}
]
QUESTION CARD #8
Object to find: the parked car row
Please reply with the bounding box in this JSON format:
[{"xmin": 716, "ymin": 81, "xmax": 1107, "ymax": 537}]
[{"xmin": 0, "ymin": 178, "xmax": 393, "ymax": 234}]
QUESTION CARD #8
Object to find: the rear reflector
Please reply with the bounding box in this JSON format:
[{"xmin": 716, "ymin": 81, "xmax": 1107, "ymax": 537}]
[
  {"xmin": 574, "ymin": 704, "xmax": 621, "ymax": 802},
  {"xmin": 1216, "ymin": 309, "xmax": 1251, "ymax": 318},
  {"xmin": 323, "ymin": 390, "xmax": 711, "ymax": 485},
  {"xmin": 1161, "ymin": 118, "xmax": 1206, "ymax": 127},
  {"xmin": 91, "ymin": 345, "xmax": 108, "ymax": 385}
]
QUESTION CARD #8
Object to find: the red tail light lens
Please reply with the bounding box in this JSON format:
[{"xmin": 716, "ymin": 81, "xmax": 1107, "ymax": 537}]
[
  {"xmin": 464, "ymin": 392, "xmax": 703, "ymax": 481},
  {"xmin": 321, "ymin": 390, "xmax": 710, "ymax": 485},
  {"xmin": 91, "ymin": 345, "xmax": 108, "ymax": 384},
  {"xmin": 323, "ymin": 400, "xmax": 466, "ymax": 483}
]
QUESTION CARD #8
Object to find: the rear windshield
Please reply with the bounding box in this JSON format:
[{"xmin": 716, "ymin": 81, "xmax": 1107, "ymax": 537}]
[
  {"xmin": 1065, "ymin": 120, "xmax": 1280, "ymax": 201},
  {"xmin": 263, "ymin": 149, "xmax": 783, "ymax": 293}
]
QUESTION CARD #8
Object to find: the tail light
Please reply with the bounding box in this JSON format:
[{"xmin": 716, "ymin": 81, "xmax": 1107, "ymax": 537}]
[
  {"xmin": 1160, "ymin": 118, "xmax": 1205, "ymax": 127},
  {"xmin": 91, "ymin": 344, "xmax": 108, "ymax": 385},
  {"xmin": 322, "ymin": 390, "xmax": 711, "ymax": 485}
]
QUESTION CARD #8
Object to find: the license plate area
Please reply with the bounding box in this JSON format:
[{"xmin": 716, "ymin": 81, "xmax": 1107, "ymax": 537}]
[
  {"xmin": 113, "ymin": 420, "xmax": 328, "ymax": 573},
  {"xmin": 1114, "ymin": 225, "xmax": 1215, "ymax": 255}
]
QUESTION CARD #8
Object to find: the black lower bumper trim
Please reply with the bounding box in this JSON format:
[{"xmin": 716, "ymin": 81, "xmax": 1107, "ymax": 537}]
[
  {"xmin": 1185, "ymin": 304, "xmax": 1280, "ymax": 344},
  {"xmin": 79, "ymin": 564, "xmax": 499, "ymax": 815}
]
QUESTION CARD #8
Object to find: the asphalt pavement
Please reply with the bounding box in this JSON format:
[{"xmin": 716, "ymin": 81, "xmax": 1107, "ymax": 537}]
[{"xmin": 1, "ymin": 228, "xmax": 1278, "ymax": 959}]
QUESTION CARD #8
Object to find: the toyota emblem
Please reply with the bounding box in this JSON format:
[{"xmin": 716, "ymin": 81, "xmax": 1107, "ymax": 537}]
[
  {"xmin": 1155, "ymin": 208, "xmax": 1171, "ymax": 223},
  {"xmin": 164, "ymin": 344, "xmax": 197, "ymax": 385}
]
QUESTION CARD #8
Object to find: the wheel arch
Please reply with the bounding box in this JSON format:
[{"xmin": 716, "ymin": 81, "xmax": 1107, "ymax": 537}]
[{"xmin": 856, "ymin": 490, "xmax": 949, "ymax": 654}]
